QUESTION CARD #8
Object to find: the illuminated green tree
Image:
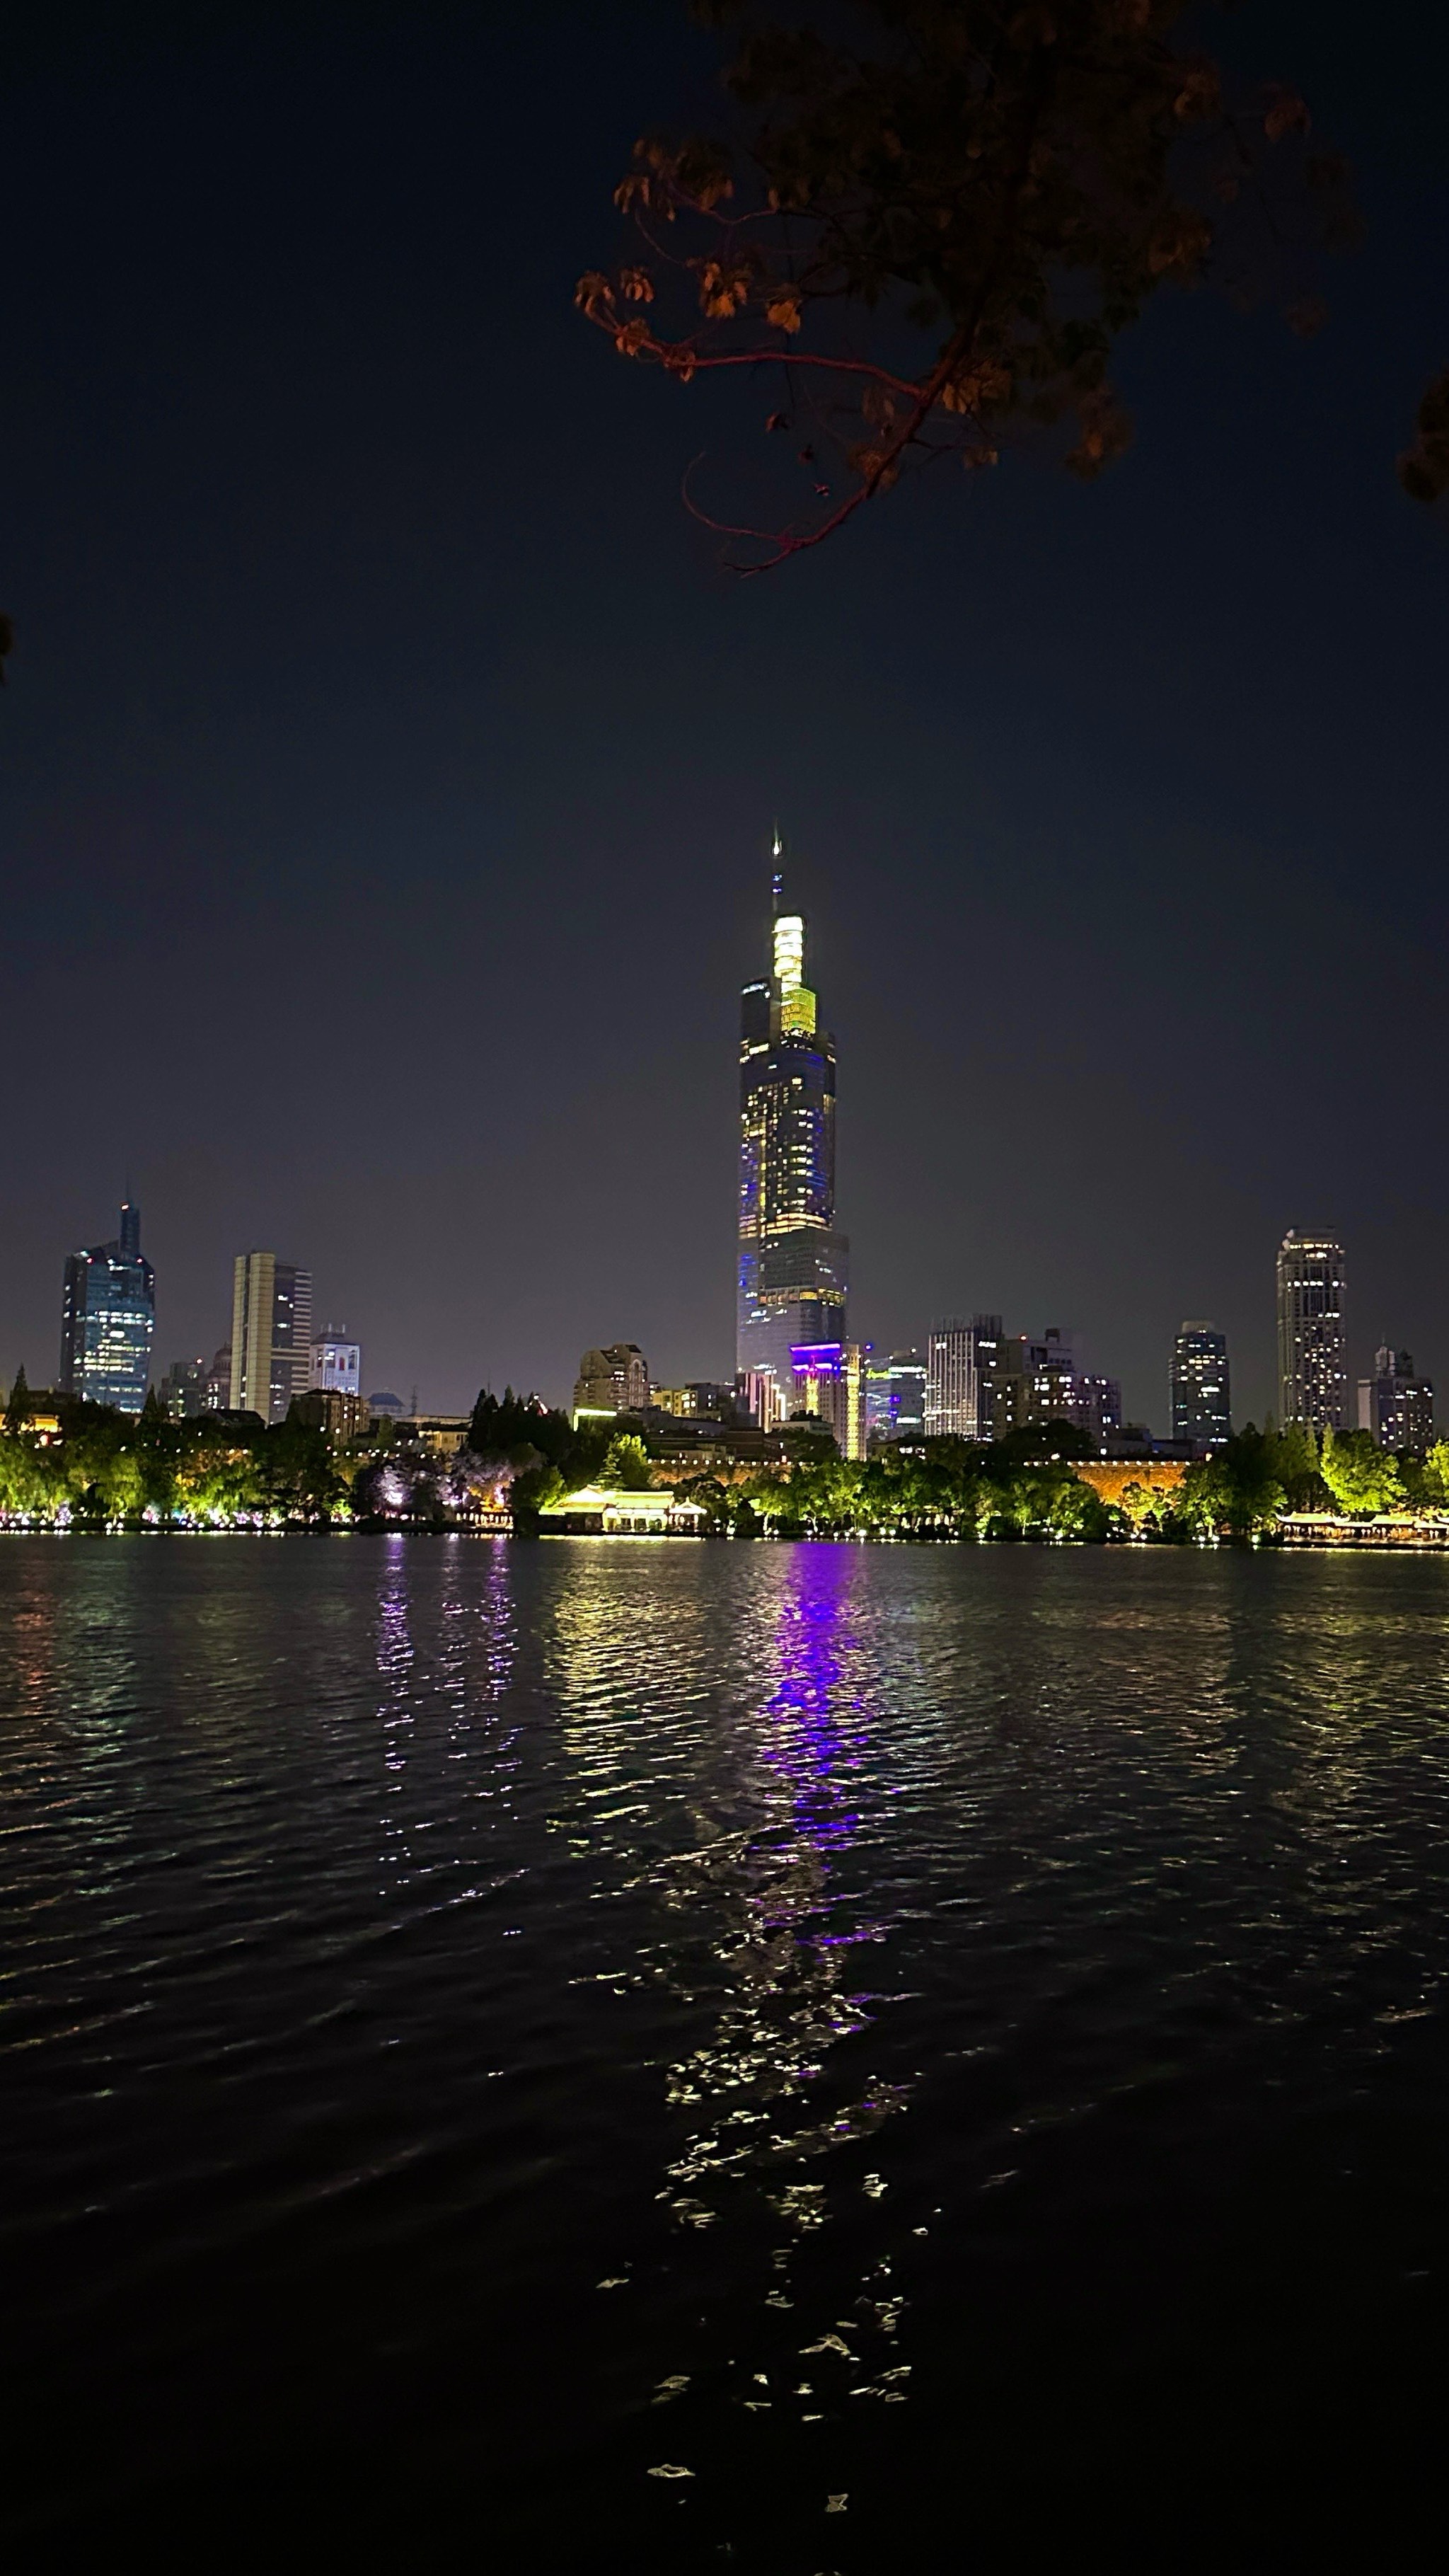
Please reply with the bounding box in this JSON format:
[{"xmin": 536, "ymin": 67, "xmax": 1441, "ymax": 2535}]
[
  {"xmin": 1319, "ymin": 1429, "xmax": 1405, "ymax": 1519},
  {"xmin": 603, "ymin": 1432, "xmax": 654, "ymax": 1490},
  {"xmin": 1179, "ymin": 1429, "xmax": 1286, "ymax": 1539}
]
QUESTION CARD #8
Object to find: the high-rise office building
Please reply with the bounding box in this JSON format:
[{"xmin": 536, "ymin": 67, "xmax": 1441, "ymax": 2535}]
[
  {"xmin": 968, "ymin": 1315, "xmax": 1015, "ymax": 1441},
  {"xmin": 229, "ymin": 1253, "xmax": 313, "ymax": 1423},
  {"xmin": 58, "ymin": 1202, "xmax": 155, "ymax": 1413},
  {"xmin": 737, "ymin": 859, "xmax": 848, "ymax": 1409},
  {"xmin": 311, "ymin": 1334, "xmax": 362, "ymax": 1396},
  {"xmin": 1171, "ymin": 1323, "xmax": 1231, "ymax": 1453},
  {"xmin": 865, "ymin": 1347, "xmax": 928, "ymax": 1445},
  {"xmin": 925, "ymin": 1320, "xmax": 976, "ymax": 1437},
  {"xmin": 1276, "ymin": 1232, "xmax": 1348, "ymax": 1432},
  {"xmin": 1357, "ymin": 1347, "xmax": 1434, "ymax": 1452}
]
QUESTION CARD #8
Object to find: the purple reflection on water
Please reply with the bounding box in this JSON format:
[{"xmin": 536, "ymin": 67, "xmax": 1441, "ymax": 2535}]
[{"xmin": 762, "ymin": 1542, "xmax": 862, "ymax": 1855}]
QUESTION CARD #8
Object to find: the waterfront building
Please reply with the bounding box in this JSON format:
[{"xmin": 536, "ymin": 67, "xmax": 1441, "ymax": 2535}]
[
  {"xmin": 737, "ymin": 860, "xmax": 848, "ymax": 1413},
  {"xmin": 1357, "ymin": 1347, "xmax": 1435, "ymax": 1452},
  {"xmin": 1170, "ymin": 1323, "xmax": 1231, "ymax": 1453},
  {"xmin": 538, "ymin": 1483, "xmax": 708, "ymax": 1536},
  {"xmin": 790, "ymin": 1340, "xmax": 870, "ymax": 1460},
  {"xmin": 1276, "ymin": 1232, "xmax": 1348, "ymax": 1432},
  {"xmin": 58, "ymin": 1202, "xmax": 155, "ymax": 1413},
  {"xmin": 229, "ymin": 1252, "xmax": 313, "ymax": 1423},
  {"xmin": 572, "ymin": 1343, "xmax": 650, "ymax": 1427},
  {"xmin": 866, "ymin": 1347, "xmax": 928, "ymax": 1445},
  {"xmin": 311, "ymin": 1333, "xmax": 362, "ymax": 1396}
]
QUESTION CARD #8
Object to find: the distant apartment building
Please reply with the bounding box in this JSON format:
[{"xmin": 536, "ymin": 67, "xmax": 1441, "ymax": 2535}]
[
  {"xmin": 291, "ymin": 1388, "xmax": 371, "ymax": 1443},
  {"xmin": 572, "ymin": 1343, "xmax": 650, "ymax": 1426},
  {"xmin": 311, "ymin": 1333, "xmax": 362, "ymax": 1396},
  {"xmin": 1357, "ymin": 1347, "xmax": 1435, "ymax": 1453},
  {"xmin": 202, "ymin": 1345, "xmax": 232, "ymax": 1412},
  {"xmin": 59, "ymin": 1202, "xmax": 155, "ymax": 1413},
  {"xmin": 1171, "ymin": 1323, "xmax": 1231, "ymax": 1453},
  {"xmin": 790, "ymin": 1340, "xmax": 869, "ymax": 1460},
  {"xmin": 650, "ymin": 1381, "xmax": 737, "ymax": 1422},
  {"xmin": 1276, "ymin": 1232, "xmax": 1348, "ymax": 1432},
  {"xmin": 229, "ymin": 1252, "xmax": 313, "ymax": 1423},
  {"xmin": 1068, "ymin": 1374, "xmax": 1124, "ymax": 1445}
]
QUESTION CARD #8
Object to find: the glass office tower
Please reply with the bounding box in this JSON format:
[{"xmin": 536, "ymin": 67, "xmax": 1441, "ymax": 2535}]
[
  {"xmin": 737, "ymin": 865, "xmax": 848, "ymax": 1408},
  {"xmin": 59, "ymin": 1202, "xmax": 156, "ymax": 1413}
]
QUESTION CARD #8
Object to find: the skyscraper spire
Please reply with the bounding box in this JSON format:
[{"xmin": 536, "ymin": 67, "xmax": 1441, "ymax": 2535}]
[{"xmin": 771, "ymin": 824, "xmax": 783, "ymax": 915}]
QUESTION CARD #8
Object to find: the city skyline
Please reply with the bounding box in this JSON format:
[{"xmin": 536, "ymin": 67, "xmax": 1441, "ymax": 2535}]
[{"xmin": 9, "ymin": 982, "xmax": 1438, "ymax": 1442}]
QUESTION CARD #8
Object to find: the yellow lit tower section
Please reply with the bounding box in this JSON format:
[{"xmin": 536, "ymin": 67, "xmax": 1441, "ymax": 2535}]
[{"xmin": 736, "ymin": 854, "xmax": 848, "ymax": 1413}]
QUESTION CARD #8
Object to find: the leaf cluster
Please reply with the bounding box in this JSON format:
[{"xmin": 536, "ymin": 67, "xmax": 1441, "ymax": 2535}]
[{"xmin": 580, "ymin": 0, "xmax": 1352, "ymax": 568}]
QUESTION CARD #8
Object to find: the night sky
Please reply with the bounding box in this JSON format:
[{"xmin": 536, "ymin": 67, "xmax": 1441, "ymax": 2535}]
[{"xmin": 3, "ymin": 1, "xmax": 1448, "ymax": 1427}]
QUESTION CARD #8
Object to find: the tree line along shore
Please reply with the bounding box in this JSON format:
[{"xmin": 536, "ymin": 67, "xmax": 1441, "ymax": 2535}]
[{"xmin": 2, "ymin": 1377, "xmax": 1447, "ymax": 1543}]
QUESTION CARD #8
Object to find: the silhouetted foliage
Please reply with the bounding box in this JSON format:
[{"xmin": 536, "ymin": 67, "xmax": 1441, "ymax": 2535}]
[{"xmin": 580, "ymin": 0, "xmax": 1355, "ymax": 569}]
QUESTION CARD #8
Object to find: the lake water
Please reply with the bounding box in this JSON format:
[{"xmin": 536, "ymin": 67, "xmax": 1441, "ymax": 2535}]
[{"xmin": 4, "ymin": 1536, "xmax": 1449, "ymax": 2563}]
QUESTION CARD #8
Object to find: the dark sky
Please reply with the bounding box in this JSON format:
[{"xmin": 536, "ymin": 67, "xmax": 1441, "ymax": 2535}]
[{"xmin": 4, "ymin": 0, "xmax": 1448, "ymax": 1426}]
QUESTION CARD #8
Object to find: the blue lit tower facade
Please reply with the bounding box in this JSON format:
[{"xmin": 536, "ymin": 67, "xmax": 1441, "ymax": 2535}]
[
  {"xmin": 59, "ymin": 1202, "xmax": 156, "ymax": 1412},
  {"xmin": 737, "ymin": 866, "xmax": 848, "ymax": 1407}
]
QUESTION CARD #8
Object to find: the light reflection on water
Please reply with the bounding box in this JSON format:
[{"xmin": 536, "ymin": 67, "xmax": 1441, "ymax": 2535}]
[{"xmin": 4, "ymin": 1538, "xmax": 1449, "ymax": 2560}]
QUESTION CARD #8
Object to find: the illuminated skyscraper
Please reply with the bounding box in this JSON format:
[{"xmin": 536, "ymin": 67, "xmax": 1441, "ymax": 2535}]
[
  {"xmin": 865, "ymin": 1347, "xmax": 928, "ymax": 1444},
  {"xmin": 925, "ymin": 1319, "xmax": 976, "ymax": 1437},
  {"xmin": 1276, "ymin": 1231, "xmax": 1347, "ymax": 1432},
  {"xmin": 1171, "ymin": 1323, "xmax": 1231, "ymax": 1451},
  {"xmin": 59, "ymin": 1201, "xmax": 155, "ymax": 1412},
  {"xmin": 229, "ymin": 1252, "xmax": 313, "ymax": 1422},
  {"xmin": 737, "ymin": 860, "xmax": 848, "ymax": 1403}
]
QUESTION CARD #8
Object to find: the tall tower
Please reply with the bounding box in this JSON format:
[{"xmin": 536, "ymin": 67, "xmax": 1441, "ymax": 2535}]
[
  {"xmin": 58, "ymin": 1203, "xmax": 156, "ymax": 1413},
  {"xmin": 1276, "ymin": 1232, "xmax": 1347, "ymax": 1432},
  {"xmin": 230, "ymin": 1252, "xmax": 313, "ymax": 1422},
  {"xmin": 736, "ymin": 856, "xmax": 848, "ymax": 1405},
  {"xmin": 1171, "ymin": 1322, "xmax": 1231, "ymax": 1452}
]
